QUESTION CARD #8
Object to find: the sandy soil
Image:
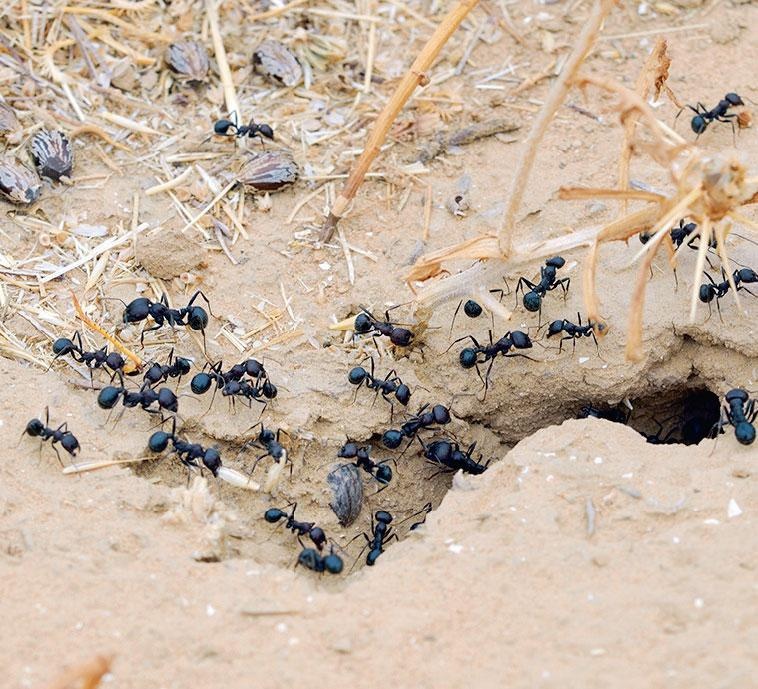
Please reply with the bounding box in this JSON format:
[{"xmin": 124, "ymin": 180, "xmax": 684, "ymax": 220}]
[{"xmin": 1, "ymin": 1, "xmax": 757, "ymax": 687}]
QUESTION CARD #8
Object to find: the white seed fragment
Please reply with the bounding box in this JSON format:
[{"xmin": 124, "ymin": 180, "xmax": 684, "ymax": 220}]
[{"xmin": 727, "ymin": 498, "xmax": 742, "ymax": 519}]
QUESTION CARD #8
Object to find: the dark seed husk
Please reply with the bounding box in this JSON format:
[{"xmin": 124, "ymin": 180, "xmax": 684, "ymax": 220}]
[
  {"xmin": 0, "ymin": 159, "xmax": 41, "ymax": 205},
  {"xmin": 238, "ymin": 150, "xmax": 299, "ymax": 192},
  {"xmin": 252, "ymin": 39, "xmax": 302, "ymax": 87},
  {"xmin": 327, "ymin": 463, "xmax": 363, "ymax": 526},
  {"xmin": 166, "ymin": 41, "xmax": 210, "ymax": 83},
  {"xmin": 30, "ymin": 130, "xmax": 74, "ymax": 181},
  {"xmin": 0, "ymin": 102, "xmax": 19, "ymax": 136}
]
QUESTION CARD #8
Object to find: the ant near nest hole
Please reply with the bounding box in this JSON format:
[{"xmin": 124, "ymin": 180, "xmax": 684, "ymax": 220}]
[
  {"xmin": 353, "ymin": 305, "xmax": 414, "ymax": 348},
  {"xmin": 449, "ymin": 278, "xmax": 511, "ymax": 336},
  {"xmin": 699, "ymin": 267, "xmax": 758, "ymax": 321},
  {"xmin": 347, "ymin": 357, "xmax": 414, "ymax": 420},
  {"xmin": 544, "ymin": 312, "xmax": 601, "ymax": 355},
  {"xmin": 22, "ymin": 407, "xmax": 80, "ymax": 466},
  {"xmin": 515, "ymin": 256, "xmax": 570, "ymax": 325},
  {"xmin": 337, "ymin": 441, "xmax": 394, "ymax": 489}
]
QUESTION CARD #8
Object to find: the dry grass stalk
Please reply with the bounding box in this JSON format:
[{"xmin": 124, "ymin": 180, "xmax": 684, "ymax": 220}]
[
  {"xmin": 497, "ymin": 0, "xmax": 616, "ymax": 256},
  {"xmin": 319, "ymin": 0, "xmax": 481, "ymax": 241}
]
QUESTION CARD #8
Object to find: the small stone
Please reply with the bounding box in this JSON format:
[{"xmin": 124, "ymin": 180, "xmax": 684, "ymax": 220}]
[
  {"xmin": 136, "ymin": 226, "xmax": 206, "ymax": 279},
  {"xmin": 727, "ymin": 498, "xmax": 742, "ymax": 519}
]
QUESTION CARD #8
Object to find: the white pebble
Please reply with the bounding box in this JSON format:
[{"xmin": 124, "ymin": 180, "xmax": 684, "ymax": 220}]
[
  {"xmin": 206, "ymin": 604, "xmax": 215, "ymax": 617},
  {"xmin": 579, "ymin": 356, "xmax": 589, "ymax": 364},
  {"xmin": 594, "ymin": 456, "xmax": 603, "ymax": 464},
  {"xmin": 694, "ymin": 598, "xmax": 704, "ymax": 609},
  {"xmin": 319, "ymin": 261, "xmax": 331, "ymax": 271},
  {"xmin": 703, "ymin": 518, "xmax": 720, "ymax": 525},
  {"xmin": 727, "ymin": 498, "xmax": 743, "ymax": 519},
  {"xmin": 276, "ymin": 622, "xmax": 287, "ymax": 633},
  {"xmin": 448, "ymin": 543, "xmax": 463, "ymax": 554}
]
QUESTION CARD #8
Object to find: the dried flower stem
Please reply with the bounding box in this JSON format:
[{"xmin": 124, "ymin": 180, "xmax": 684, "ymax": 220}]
[
  {"xmin": 497, "ymin": 0, "xmax": 615, "ymax": 256},
  {"xmin": 206, "ymin": 0, "xmax": 240, "ymax": 125},
  {"xmin": 320, "ymin": 0, "xmax": 481, "ymax": 241}
]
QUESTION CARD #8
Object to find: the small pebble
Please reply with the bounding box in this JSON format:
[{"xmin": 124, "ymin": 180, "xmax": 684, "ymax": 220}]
[{"xmin": 727, "ymin": 498, "xmax": 742, "ymax": 519}]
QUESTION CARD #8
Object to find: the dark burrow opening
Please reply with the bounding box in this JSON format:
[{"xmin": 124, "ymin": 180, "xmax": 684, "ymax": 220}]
[{"xmin": 578, "ymin": 386, "xmax": 721, "ymax": 446}]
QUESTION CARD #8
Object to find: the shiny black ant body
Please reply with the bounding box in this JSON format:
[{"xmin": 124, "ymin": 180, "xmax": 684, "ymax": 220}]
[
  {"xmin": 143, "ymin": 349, "xmax": 192, "ymax": 386},
  {"xmin": 352, "ymin": 503, "xmax": 433, "ymax": 567},
  {"xmin": 264, "ymin": 503, "xmax": 327, "ymax": 550},
  {"xmin": 191, "ymin": 360, "xmax": 276, "ymax": 412},
  {"xmin": 338, "ymin": 441, "xmax": 393, "ymax": 487},
  {"xmin": 718, "ymin": 388, "xmax": 756, "ymax": 445},
  {"xmin": 148, "ymin": 418, "xmax": 221, "ymax": 475},
  {"xmin": 578, "ymin": 405, "xmax": 630, "ymax": 424},
  {"xmin": 297, "ymin": 546, "xmax": 344, "ymax": 574},
  {"xmin": 450, "ymin": 330, "xmax": 534, "ymax": 395},
  {"xmin": 97, "ymin": 378, "xmax": 178, "ymax": 414},
  {"xmin": 51, "ymin": 332, "xmax": 126, "ymax": 376},
  {"xmin": 241, "ymin": 424, "xmax": 290, "ymax": 474},
  {"xmin": 546, "ymin": 313, "xmax": 599, "ymax": 354},
  {"xmin": 515, "ymin": 256, "xmax": 570, "ymax": 319},
  {"xmin": 348, "ymin": 358, "xmax": 412, "ymax": 413},
  {"xmin": 450, "ymin": 281, "xmax": 510, "ymax": 334},
  {"xmin": 419, "ymin": 438, "xmax": 490, "ymax": 477},
  {"xmin": 213, "ymin": 114, "xmax": 274, "ymax": 143},
  {"xmin": 23, "ymin": 408, "xmax": 79, "ymax": 465},
  {"xmin": 381, "ymin": 403, "xmax": 451, "ymax": 450},
  {"xmin": 699, "ymin": 268, "xmax": 758, "ymax": 319},
  {"xmin": 353, "ymin": 307, "xmax": 414, "ymax": 347},
  {"xmin": 682, "ymin": 92, "xmax": 744, "ymax": 137},
  {"xmin": 120, "ymin": 290, "xmax": 212, "ymax": 346}
]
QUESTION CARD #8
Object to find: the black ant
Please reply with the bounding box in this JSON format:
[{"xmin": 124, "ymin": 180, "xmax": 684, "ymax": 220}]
[
  {"xmin": 419, "ymin": 438, "xmax": 490, "ymax": 477},
  {"xmin": 699, "ymin": 268, "xmax": 758, "ymax": 319},
  {"xmin": 449, "ymin": 280, "xmax": 510, "ymax": 334},
  {"xmin": 353, "ymin": 307, "xmax": 414, "ymax": 347},
  {"xmin": 143, "ymin": 349, "xmax": 192, "ymax": 386},
  {"xmin": 51, "ymin": 332, "xmax": 126, "ymax": 377},
  {"xmin": 351, "ymin": 503, "xmax": 433, "ymax": 567},
  {"xmin": 515, "ymin": 256, "xmax": 570, "ymax": 321},
  {"xmin": 545, "ymin": 313, "xmax": 599, "ymax": 354},
  {"xmin": 450, "ymin": 330, "xmax": 534, "ymax": 395},
  {"xmin": 578, "ymin": 405, "xmax": 630, "ymax": 424},
  {"xmin": 148, "ymin": 417, "xmax": 222, "ymax": 476},
  {"xmin": 264, "ymin": 503, "xmax": 327, "ymax": 550},
  {"xmin": 680, "ymin": 92, "xmax": 744, "ymax": 138},
  {"xmin": 348, "ymin": 358, "xmax": 412, "ymax": 416},
  {"xmin": 337, "ymin": 441, "xmax": 393, "ymax": 487},
  {"xmin": 297, "ymin": 546, "xmax": 343, "ymax": 575},
  {"xmin": 213, "ymin": 112, "xmax": 274, "ymax": 143},
  {"xmin": 191, "ymin": 361, "xmax": 276, "ymax": 412},
  {"xmin": 118, "ymin": 290, "xmax": 213, "ymax": 347},
  {"xmin": 381, "ymin": 403, "xmax": 451, "ymax": 450},
  {"xmin": 717, "ymin": 388, "xmax": 756, "ymax": 446},
  {"xmin": 23, "ymin": 408, "xmax": 80, "ymax": 465},
  {"xmin": 241, "ymin": 424, "xmax": 290, "ymax": 475},
  {"xmin": 97, "ymin": 377, "xmax": 179, "ymax": 415}
]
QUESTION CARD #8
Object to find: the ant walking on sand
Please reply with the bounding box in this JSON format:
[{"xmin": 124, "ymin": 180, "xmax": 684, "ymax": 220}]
[
  {"xmin": 716, "ymin": 388, "xmax": 756, "ymax": 446},
  {"xmin": 148, "ymin": 417, "xmax": 222, "ymax": 476},
  {"xmin": 142, "ymin": 349, "xmax": 192, "ymax": 387},
  {"xmin": 381, "ymin": 403, "xmax": 451, "ymax": 450},
  {"xmin": 679, "ymin": 92, "xmax": 744, "ymax": 138},
  {"xmin": 264, "ymin": 503, "xmax": 327, "ymax": 550},
  {"xmin": 347, "ymin": 358, "xmax": 413, "ymax": 416},
  {"xmin": 515, "ymin": 256, "xmax": 570, "ymax": 323},
  {"xmin": 51, "ymin": 332, "xmax": 127, "ymax": 378},
  {"xmin": 353, "ymin": 306, "xmax": 414, "ymax": 347},
  {"xmin": 296, "ymin": 546, "xmax": 344, "ymax": 575},
  {"xmin": 545, "ymin": 313, "xmax": 600, "ymax": 354},
  {"xmin": 338, "ymin": 441, "xmax": 394, "ymax": 488},
  {"xmin": 213, "ymin": 112, "xmax": 274, "ymax": 143},
  {"xmin": 699, "ymin": 267, "xmax": 758, "ymax": 319},
  {"xmin": 418, "ymin": 438, "xmax": 490, "ymax": 478},
  {"xmin": 23, "ymin": 408, "xmax": 80, "ymax": 465},
  {"xmin": 97, "ymin": 375, "xmax": 179, "ymax": 415}
]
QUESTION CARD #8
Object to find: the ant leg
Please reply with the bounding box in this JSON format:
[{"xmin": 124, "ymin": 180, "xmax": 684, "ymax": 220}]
[
  {"xmin": 186, "ymin": 290, "xmax": 217, "ymax": 317},
  {"xmin": 449, "ymin": 300, "xmax": 464, "ymax": 338},
  {"xmin": 51, "ymin": 442, "xmax": 64, "ymax": 468},
  {"xmin": 514, "ymin": 278, "xmax": 536, "ymax": 308},
  {"xmin": 591, "ymin": 329, "xmax": 599, "ymax": 355},
  {"xmin": 444, "ymin": 334, "xmax": 481, "ymax": 354}
]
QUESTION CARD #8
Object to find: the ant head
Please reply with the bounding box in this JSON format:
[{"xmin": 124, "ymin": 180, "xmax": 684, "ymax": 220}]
[
  {"xmin": 309, "ymin": 527, "xmax": 327, "ymax": 549},
  {"xmin": 432, "ymin": 404, "xmax": 451, "ymax": 425},
  {"xmin": 105, "ymin": 352, "xmax": 125, "ymax": 370},
  {"xmin": 375, "ymin": 510, "xmax": 393, "ymax": 525},
  {"xmin": 26, "ymin": 418, "xmax": 44, "ymax": 436},
  {"xmin": 261, "ymin": 381, "xmax": 277, "ymax": 399},
  {"xmin": 546, "ymin": 256, "xmax": 566, "ymax": 269},
  {"xmin": 725, "ymin": 92, "xmax": 744, "ymax": 107},
  {"xmin": 191, "ymin": 372, "xmax": 212, "ymax": 395},
  {"xmin": 523, "ymin": 291, "xmax": 541, "ymax": 312},
  {"xmin": 97, "ymin": 386, "xmax": 122, "ymax": 410},
  {"xmin": 213, "ymin": 119, "xmax": 235, "ymax": 135},
  {"xmin": 734, "ymin": 421, "xmax": 755, "ymax": 446},
  {"xmin": 52, "ymin": 337, "xmax": 76, "ymax": 355},
  {"xmin": 353, "ymin": 313, "xmax": 373, "ymax": 334},
  {"xmin": 381, "ymin": 429, "xmax": 403, "ymax": 449},
  {"xmin": 187, "ymin": 306, "xmax": 208, "ymax": 331},
  {"xmin": 698, "ymin": 284, "xmax": 715, "ymax": 303},
  {"xmin": 348, "ymin": 366, "xmax": 367, "ymax": 385},
  {"xmin": 259, "ymin": 427, "xmax": 275, "ymax": 443},
  {"xmin": 547, "ymin": 320, "xmax": 563, "ymax": 337},
  {"xmin": 338, "ymin": 441, "xmax": 358, "ymax": 458},
  {"xmin": 736, "ymin": 268, "xmax": 758, "ymax": 283},
  {"xmin": 375, "ymin": 464, "xmax": 393, "ymax": 484},
  {"xmin": 463, "ymin": 299, "xmax": 483, "ymax": 318},
  {"xmin": 148, "ymin": 430, "xmax": 172, "ymax": 453},
  {"xmin": 691, "ymin": 115, "xmax": 707, "ymax": 135},
  {"xmin": 257, "ymin": 123, "xmax": 274, "ymax": 140},
  {"xmin": 123, "ymin": 297, "xmax": 151, "ymax": 323},
  {"xmin": 390, "ymin": 327, "xmax": 414, "ymax": 347},
  {"xmin": 395, "ymin": 384, "xmax": 411, "ymax": 406},
  {"xmin": 683, "ymin": 222, "xmax": 697, "ymax": 233},
  {"xmin": 459, "ymin": 348, "xmax": 478, "ymax": 369},
  {"xmin": 638, "ymin": 232, "xmax": 651, "ymax": 245},
  {"xmin": 175, "ymin": 357, "xmax": 192, "ymax": 375},
  {"xmin": 324, "ymin": 551, "xmax": 344, "ymax": 574},
  {"xmin": 203, "ymin": 448, "xmax": 221, "ymax": 476},
  {"xmin": 157, "ymin": 388, "xmax": 178, "ymax": 412},
  {"xmin": 60, "ymin": 432, "xmax": 79, "ymax": 456},
  {"xmin": 725, "ymin": 388, "xmax": 749, "ymax": 403}
]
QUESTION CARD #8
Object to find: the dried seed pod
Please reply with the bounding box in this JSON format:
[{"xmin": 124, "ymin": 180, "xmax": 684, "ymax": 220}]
[
  {"xmin": 252, "ymin": 39, "xmax": 302, "ymax": 87},
  {"xmin": 0, "ymin": 159, "xmax": 41, "ymax": 204},
  {"xmin": 30, "ymin": 130, "xmax": 73, "ymax": 181},
  {"xmin": 166, "ymin": 41, "xmax": 210, "ymax": 83},
  {"xmin": 238, "ymin": 150, "xmax": 299, "ymax": 192},
  {"xmin": 0, "ymin": 102, "xmax": 19, "ymax": 136},
  {"xmin": 327, "ymin": 463, "xmax": 363, "ymax": 526}
]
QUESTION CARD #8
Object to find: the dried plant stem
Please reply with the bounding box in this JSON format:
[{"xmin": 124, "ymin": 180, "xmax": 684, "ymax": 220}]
[
  {"xmin": 320, "ymin": 0, "xmax": 481, "ymax": 241},
  {"xmin": 206, "ymin": 0, "xmax": 240, "ymax": 124},
  {"xmin": 497, "ymin": 0, "xmax": 615, "ymax": 256}
]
